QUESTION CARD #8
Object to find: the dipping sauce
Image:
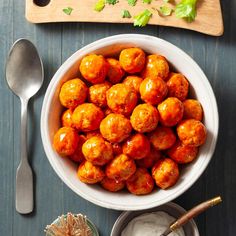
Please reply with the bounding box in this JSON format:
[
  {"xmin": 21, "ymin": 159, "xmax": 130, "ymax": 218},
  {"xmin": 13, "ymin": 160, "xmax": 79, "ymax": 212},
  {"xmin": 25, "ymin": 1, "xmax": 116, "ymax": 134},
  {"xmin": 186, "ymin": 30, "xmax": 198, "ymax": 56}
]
[{"xmin": 121, "ymin": 211, "xmax": 185, "ymax": 236}]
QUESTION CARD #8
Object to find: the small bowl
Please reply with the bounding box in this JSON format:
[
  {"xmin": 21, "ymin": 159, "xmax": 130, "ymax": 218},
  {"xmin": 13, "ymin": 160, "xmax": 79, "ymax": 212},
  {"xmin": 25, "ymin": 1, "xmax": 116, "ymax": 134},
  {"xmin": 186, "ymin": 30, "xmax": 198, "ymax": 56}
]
[
  {"xmin": 46, "ymin": 214, "xmax": 99, "ymax": 236},
  {"xmin": 111, "ymin": 202, "xmax": 200, "ymax": 236},
  {"xmin": 41, "ymin": 34, "xmax": 218, "ymax": 211}
]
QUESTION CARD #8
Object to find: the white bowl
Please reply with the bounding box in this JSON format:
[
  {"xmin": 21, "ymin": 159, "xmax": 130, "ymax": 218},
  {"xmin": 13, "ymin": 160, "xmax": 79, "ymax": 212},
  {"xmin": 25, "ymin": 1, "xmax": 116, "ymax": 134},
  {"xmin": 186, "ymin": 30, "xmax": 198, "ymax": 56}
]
[
  {"xmin": 41, "ymin": 34, "xmax": 219, "ymax": 211},
  {"xmin": 110, "ymin": 202, "xmax": 200, "ymax": 236}
]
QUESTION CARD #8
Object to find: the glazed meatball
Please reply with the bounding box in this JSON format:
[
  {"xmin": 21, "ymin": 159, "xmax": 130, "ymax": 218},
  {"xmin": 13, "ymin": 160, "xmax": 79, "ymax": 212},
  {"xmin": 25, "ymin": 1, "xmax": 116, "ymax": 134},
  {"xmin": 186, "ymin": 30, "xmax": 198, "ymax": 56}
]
[
  {"xmin": 82, "ymin": 136, "xmax": 113, "ymax": 166},
  {"xmin": 122, "ymin": 133, "xmax": 151, "ymax": 160},
  {"xmin": 167, "ymin": 73, "xmax": 189, "ymax": 101},
  {"xmin": 100, "ymin": 113, "xmax": 132, "ymax": 143},
  {"xmin": 142, "ymin": 55, "xmax": 169, "ymax": 80},
  {"xmin": 123, "ymin": 76, "xmax": 143, "ymax": 94},
  {"xmin": 105, "ymin": 154, "xmax": 136, "ymax": 181},
  {"xmin": 167, "ymin": 140, "xmax": 198, "ymax": 164},
  {"xmin": 101, "ymin": 177, "xmax": 125, "ymax": 192},
  {"xmin": 152, "ymin": 158, "xmax": 179, "ymax": 189},
  {"xmin": 88, "ymin": 82, "xmax": 111, "ymax": 108},
  {"xmin": 126, "ymin": 168, "xmax": 154, "ymax": 195},
  {"xmin": 150, "ymin": 126, "xmax": 176, "ymax": 150},
  {"xmin": 53, "ymin": 127, "xmax": 79, "ymax": 156},
  {"xmin": 158, "ymin": 97, "xmax": 184, "ymax": 127},
  {"xmin": 136, "ymin": 147, "xmax": 162, "ymax": 169},
  {"xmin": 106, "ymin": 58, "xmax": 125, "ymax": 84},
  {"xmin": 79, "ymin": 54, "xmax": 109, "ymax": 84},
  {"xmin": 106, "ymin": 83, "xmax": 138, "ymax": 116},
  {"xmin": 177, "ymin": 119, "xmax": 207, "ymax": 147},
  {"xmin": 119, "ymin": 47, "xmax": 146, "ymax": 73},
  {"xmin": 72, "ymin": 103, "xmax": 104, "ymax": 132},
  {"xmin": 140, "ymin": 77, "xmax": 168, "ymax": 105},
  {"xmin": 69, "ymin": 135, "xmax": 87, "ymax": 163},
  {"xmin": 112, "ymin": 143, "xmax": 123, "ymax": 156},
  {"xmin": 59, "ymin": 78, "xmax": 88, "ymax": 109},
  {"xmin": 130, "ymin": 104, "xmax": 159, "ymax": 133},
  {"xmin": 78, "ymin": 161, "xmax": 105, "ymax": 184},
  {"xmin": 183, "ymin": 99, "xmax": 203, "ymax": 121},
  {"xmin": 61, "ymin": 109, "xmax": 73, "ymax": 127}
]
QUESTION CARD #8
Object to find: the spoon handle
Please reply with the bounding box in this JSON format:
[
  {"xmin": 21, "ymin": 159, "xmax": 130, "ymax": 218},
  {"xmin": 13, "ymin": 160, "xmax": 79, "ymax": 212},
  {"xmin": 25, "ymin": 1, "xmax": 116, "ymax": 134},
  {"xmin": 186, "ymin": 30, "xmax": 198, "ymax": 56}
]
[{"xmin": 15, "ymin": 98, "xmax": 33, "ymax": 214}]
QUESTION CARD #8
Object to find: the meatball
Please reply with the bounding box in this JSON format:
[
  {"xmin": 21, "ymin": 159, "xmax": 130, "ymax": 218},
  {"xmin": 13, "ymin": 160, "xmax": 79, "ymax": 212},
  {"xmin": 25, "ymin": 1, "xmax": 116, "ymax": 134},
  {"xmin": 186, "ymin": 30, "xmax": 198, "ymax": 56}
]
[
  {"xmin": 122, "ymin": 133, "xmax": 151, "ymax": 160},
  {"xmin": 130, "ymin": 104, "xmax": 159, "ymax": 133},
  {"xmin": 82, "ymin": 136, "xmax": 113, "ymax": 166},
  {"xmin": 136, "ymin": 147, "xmax": 162, "ymax": 169},
  {"xmin": 53, "ymin": 127, "xmax": 79, "ymax": 156},
  {"xmin": 183, "ymin": 99, "xmax": 203, "ymax": 121},
  {"xmin": 79, "ymin": 54, "xmax": 109, "ymax": 84},
  {"xmin": 106, "ymin": 58, "xmax": 125, "ymax": 84},
  {"xmin": 69, "ymin": 134, "xmax": 87, "ymax": 162},
  {"xmin": 167, "ymin": 140, "xmax": 198, "ymax": 164},
  {"xmin": 140, "ymin": 77, "xmax": 168, "ymax": 105},
  {"xmin": 126, "ymin": 168, "xmax": 154, "ymax": 195},
  {"xmin": 100, "ymin": 113, "xmax": 132, "ymax": 143},
  {"xmin": 150, "ymin": 126, "xmax": 176, "ymax": 150},
  {"xmin": 106, "ymin": 83, "xmax": 138, "ymax": 116},
  {"xmin": 59, "ymin": 78, "xmax": 88, "ymax": 109},
  {"xmin": 177, "ymin": 119, "xmax": 207, "ymax": 147},
  {"xmin": 119, "ymin": 47, "xmax": 146, "ymax": 73},
  {"xmin": 123, "ymin": 76, "xmax": 143, "ymax": 94},
  {"xmin": 101, "ymin": 177, "xmax": 125, "ymax": 192},
  {"xmin": 88, "ymin": 82, "xmax": 111, "ymax": 108},
  {"xmin": 72, "ymin": 103, "xmax": 104, "ymax": 132},
  {"xmin": 61, "ymin": 109, "xmax": 73, "ymax": 127},
  {"xmin": 142, "ymin": 55, "xmax": 169, "ymax": 80},
  {"xmin": 112, "ymin": 143, "xmax": 123, "ymax": 156},
  {"xmin": 158, "ymin": 97, "xmax": 184, "ymax": 127},
  {"xmin": 105, "ymin": 154, "xmax": 136, "ymax": 181},
  {"xmin": 167, "ymin": 73, "xmax": 189, "ymax": 101},
  {"xmin": 152, "ymin": 158, "xmax": 179, "ymax": 189},
  {"xmin": 78, "ymin": 161, "xmax": 105, "ymax": 184}
]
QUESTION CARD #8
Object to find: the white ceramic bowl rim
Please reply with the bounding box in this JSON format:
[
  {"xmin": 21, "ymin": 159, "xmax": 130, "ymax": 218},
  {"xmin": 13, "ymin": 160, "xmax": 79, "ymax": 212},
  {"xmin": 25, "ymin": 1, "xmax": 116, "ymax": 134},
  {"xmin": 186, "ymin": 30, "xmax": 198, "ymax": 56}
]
[{"xmin": 41, "ymin": 34, "xmax": 219, "ymax": 211}]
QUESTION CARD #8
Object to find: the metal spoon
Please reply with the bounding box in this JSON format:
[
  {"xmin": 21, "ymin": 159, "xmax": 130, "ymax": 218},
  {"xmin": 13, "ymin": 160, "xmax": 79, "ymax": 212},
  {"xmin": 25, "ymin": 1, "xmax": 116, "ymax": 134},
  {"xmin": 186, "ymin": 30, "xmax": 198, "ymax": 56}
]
[{"xmin": 6, "ymin": 39, "xmax": 44, "ymax": 214}]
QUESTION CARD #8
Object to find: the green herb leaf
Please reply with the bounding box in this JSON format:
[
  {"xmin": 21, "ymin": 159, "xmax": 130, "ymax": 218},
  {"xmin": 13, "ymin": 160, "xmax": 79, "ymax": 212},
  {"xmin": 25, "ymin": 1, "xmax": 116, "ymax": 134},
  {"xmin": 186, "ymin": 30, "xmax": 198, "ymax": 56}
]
[
  {"xmin": 106, "ymin": 0, "xmax": 119, "ymax": 5},
  {"xmin": 121, "ymin": 9, "xmax": 132, "ymax": 18},
  {"xmin": 62, "ymin": 7, "xmax": 73, "ymax": 15},
  {"xmin": 134, "ymin": 9, "xmax": 152, "ymax": 27},
  {"xmin": 127, "ymin": 0, "xmax": 137, "ymax": 6},
  {"xmin": 143, "ymin": 0, "xmax": 152, "ymax": 3},
  {"xmin": 94, "ymin": 0, "xmax": 105, "ymax": 12},
  {"xmin": 175, "ymin": 0, "xmax": 197, "ymax": 22},
  {"xmin": 159, "ymin": 5, "xmax": 173, "ymax": 16}
]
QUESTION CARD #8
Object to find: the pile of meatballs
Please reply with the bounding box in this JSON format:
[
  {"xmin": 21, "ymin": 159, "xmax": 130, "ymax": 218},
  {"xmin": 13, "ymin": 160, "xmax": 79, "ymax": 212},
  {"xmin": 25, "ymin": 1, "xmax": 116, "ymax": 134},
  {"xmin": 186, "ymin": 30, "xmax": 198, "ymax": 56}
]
[{"xmin": 53, "ymin": 47, "xmax": 207, "ymax": 195}]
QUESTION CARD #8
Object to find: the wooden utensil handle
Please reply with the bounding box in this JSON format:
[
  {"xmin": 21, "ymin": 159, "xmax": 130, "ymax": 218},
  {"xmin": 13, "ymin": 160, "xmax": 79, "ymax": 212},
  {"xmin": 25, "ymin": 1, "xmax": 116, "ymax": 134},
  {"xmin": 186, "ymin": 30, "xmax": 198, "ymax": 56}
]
[{"xmin": 170, "ymin": 196, "xmax": 222, "ymax": 231}]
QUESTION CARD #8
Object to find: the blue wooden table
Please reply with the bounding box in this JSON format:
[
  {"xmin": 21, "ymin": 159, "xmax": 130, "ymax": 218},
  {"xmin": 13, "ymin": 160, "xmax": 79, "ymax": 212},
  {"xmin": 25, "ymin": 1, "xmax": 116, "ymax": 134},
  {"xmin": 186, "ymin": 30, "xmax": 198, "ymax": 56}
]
[{"xmin": 0, "ymin": 1, "xmax": 235, "ymax": 235}]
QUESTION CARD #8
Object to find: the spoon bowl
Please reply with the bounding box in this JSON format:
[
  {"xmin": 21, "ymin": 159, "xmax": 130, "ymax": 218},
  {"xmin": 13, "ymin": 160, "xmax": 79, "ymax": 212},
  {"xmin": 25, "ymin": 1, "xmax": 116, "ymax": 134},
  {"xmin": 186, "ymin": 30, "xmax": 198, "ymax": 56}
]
[{"xmin": 6, "ymin": 38, "xmax": 44, "ymax": 214}]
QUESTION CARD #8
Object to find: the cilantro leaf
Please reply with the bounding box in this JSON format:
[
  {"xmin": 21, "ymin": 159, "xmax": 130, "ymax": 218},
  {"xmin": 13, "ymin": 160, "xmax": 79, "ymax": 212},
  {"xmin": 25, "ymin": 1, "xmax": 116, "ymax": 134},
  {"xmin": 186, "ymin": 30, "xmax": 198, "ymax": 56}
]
[
  {"xmin": 121, "ymin": 10, "xmax": 132, "ymax": 18},
  {"xmin": 134, "ymin": 9, "xmax": 152, "ymax": 27},
  {"xmin": 175, "ymin": 0, "xmax": 197, "ymax": 22},
  {"xmin": 143, "ymin": 0, "xmax": 152, "ymax": 3},
  {"xmin": 63, "ymin": 7, "xmax": 73, "ymax": 15},
  {"xmin": 94, "ymin": 0, "xmax": 105, "ymax": 12},
  {"xmin": 159, "ymin": 5, "xmax": 173, "ymax": 16},
  {"xmin": 106, "ymin": 0, "xmax": 119, "ymax": 4},
  {"xmin": 127, "ymin": 0, "xmax": 137, "ymax": 6}
]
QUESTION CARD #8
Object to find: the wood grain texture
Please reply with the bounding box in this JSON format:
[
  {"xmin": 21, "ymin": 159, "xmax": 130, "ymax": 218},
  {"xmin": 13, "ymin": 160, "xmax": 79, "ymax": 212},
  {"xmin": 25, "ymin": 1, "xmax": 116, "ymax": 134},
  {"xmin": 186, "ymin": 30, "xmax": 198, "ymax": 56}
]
[
  {"xmin": 25, "ymin": 0, "xmax": 224, "ymax": 36},
  {"xmin": 0, "ymin": 0, "xmax": 236, "ymax": 235}
]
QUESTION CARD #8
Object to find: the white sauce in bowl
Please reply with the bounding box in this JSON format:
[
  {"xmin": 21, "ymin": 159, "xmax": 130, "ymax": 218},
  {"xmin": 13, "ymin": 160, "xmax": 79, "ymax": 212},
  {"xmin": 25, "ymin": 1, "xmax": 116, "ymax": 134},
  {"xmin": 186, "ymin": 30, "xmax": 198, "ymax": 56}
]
[{"xmin": 121, "ymin": 211, "xmax": 185, "ymax": 236}]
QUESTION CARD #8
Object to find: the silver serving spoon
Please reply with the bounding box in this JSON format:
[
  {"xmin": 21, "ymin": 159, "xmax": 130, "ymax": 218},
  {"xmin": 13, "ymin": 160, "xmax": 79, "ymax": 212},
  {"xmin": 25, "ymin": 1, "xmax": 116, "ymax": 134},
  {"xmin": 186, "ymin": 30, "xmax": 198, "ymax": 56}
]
[{"xmin": 6, "ymin": 39, "xmax": 44, "ymax": 214}]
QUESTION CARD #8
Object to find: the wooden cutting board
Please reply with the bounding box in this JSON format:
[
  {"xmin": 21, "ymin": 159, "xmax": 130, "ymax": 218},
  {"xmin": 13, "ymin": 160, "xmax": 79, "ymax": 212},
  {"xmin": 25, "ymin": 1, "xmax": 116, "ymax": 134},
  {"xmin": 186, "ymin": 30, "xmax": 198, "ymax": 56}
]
[{"xmin": 25, "ymin": 0, "xmax": 223, "ymax": 36}]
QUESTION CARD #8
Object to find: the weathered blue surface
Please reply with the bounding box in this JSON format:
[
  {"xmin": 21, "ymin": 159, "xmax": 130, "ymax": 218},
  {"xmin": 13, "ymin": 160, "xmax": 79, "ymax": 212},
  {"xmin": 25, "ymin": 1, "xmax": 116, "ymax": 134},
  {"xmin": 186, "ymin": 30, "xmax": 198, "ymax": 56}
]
[{"xmin": 0, "ymin": 0, "xmax": 235, "ymax": 235}]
